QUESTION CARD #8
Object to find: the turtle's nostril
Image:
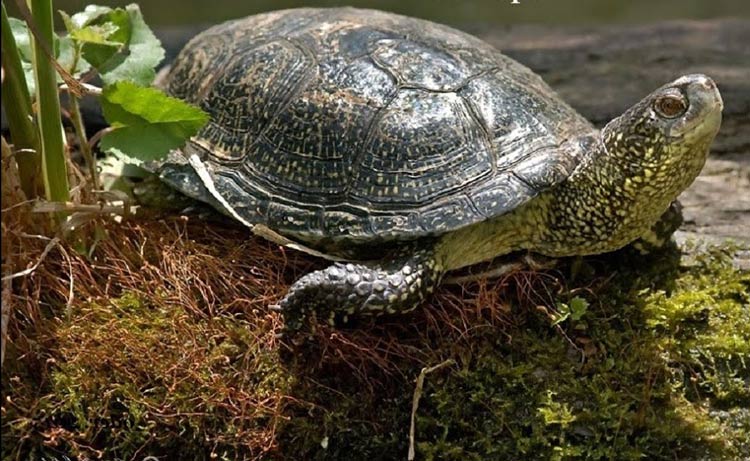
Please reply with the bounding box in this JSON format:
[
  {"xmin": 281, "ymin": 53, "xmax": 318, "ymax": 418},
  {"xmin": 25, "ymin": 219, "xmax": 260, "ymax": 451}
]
[
  {"xmin": 677, "ymin": 74, "xmax": 723, "ymax": 113},
  {"xmin": 696, "ymin": 77, "xmax": 719, "ymax": 99}
]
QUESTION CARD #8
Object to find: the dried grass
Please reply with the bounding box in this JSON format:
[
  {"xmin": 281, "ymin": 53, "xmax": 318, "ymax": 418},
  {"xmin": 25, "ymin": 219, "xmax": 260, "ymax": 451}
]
[{"xmin": 2, "ymin": 150, "xmax": 564, "ymax": 458}]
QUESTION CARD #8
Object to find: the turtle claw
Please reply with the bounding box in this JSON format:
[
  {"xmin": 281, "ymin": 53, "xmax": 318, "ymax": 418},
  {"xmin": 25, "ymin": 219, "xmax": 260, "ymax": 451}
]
[{"xmin": 276, "ymin": 245, "xmax": 442, "ymax": 331}]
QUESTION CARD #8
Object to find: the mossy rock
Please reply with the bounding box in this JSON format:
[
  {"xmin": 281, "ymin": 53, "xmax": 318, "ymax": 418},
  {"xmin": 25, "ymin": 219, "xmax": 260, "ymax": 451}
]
[
  {"xmin": 280, "ymin": 245, "xmax": 750, "ymax": 461},
  {"xmin": 2, "ymin": 218, "xmax": 747, "ymax": 461}
]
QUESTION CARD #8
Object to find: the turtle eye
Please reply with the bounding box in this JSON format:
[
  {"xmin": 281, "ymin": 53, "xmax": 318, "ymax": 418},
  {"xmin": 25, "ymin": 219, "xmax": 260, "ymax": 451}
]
[{"xmin": 654, "ymin": 94, "xmax": 688, "ymax": 119}]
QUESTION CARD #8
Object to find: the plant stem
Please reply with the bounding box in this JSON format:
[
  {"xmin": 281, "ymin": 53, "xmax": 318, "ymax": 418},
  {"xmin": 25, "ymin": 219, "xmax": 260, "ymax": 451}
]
[
  {"xmin": 67, "ymin": 44, "xmax": 98, "ymax": 191},
  {"xmin": 1, "ymin": 1, "xmax": 42, "ymax": 199},
  {"xmin": 68, "ymin": 94, "xmax": 98, "ymax": 190},
  {"xmin": 28, "ymin": 0, "xmax": 70, "ymax": 206},
  {"xmin": 66, "ymin": 44, "xmax": 98, "ymax": 191}
]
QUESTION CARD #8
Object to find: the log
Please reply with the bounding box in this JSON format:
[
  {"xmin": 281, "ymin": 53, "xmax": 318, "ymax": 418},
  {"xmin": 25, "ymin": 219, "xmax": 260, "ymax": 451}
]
[{"xmin": 474, "ymin": 19, "xmax": 749, "ymax": 157}]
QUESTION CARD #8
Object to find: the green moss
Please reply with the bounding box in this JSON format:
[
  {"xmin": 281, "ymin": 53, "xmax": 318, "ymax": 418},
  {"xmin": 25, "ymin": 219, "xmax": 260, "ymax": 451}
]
[
  {"xmin": 423, "ymin": 246, "xmax": 748, "ymax": 460},
  {"xmin": 281, "ymin": 245, "xmax": 749, "ymax": 460},
  {"xmin": 3, "ymin": 244, "xmax": 748, "ymax": 460},
  {"xmin": 3, "ymin": 290, "xmax": 293, "ymax": 460}
]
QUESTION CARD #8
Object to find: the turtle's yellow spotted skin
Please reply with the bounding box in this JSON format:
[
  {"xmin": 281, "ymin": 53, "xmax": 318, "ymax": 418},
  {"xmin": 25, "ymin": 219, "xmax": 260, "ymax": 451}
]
[
  {"xmin": 155, "ymin": 8, "xmax": 723, "ymax": 331},
  {"xmin": 441, "ymin": 75, "xmax": 722, "ymax": 270}
]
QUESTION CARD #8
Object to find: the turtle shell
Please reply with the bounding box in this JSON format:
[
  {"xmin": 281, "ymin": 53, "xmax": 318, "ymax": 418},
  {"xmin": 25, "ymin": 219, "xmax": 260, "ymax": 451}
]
[{"xmin": 161, "ymin": 7, "xmax": 596, "ymax": 245}]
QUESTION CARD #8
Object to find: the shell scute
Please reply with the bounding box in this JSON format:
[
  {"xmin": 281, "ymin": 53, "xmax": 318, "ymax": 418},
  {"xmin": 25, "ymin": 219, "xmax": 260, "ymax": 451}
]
[{"xmin": 159, "ymin": 8, "xmax": 595, "ymax": 246}]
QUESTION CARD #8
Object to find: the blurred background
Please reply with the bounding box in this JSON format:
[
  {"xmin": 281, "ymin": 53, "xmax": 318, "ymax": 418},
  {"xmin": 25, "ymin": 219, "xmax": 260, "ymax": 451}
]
[{"xmin": 7, "ymin": 0, "xmax": 750, "ymax": 27}]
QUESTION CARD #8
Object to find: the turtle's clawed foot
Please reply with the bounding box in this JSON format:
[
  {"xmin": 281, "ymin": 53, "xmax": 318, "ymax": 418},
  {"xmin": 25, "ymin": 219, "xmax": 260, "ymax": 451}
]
[{"xmin": 276, "ymin": 246, "xmax": 443, "ymax": 332}]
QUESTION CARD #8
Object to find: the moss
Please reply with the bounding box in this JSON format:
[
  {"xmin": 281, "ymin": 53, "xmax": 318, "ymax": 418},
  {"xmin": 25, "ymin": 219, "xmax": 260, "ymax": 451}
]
[
  {"xmin": 418, "ymin": 247, "xmax": 746, "ymax": 461},
  {"xmin": 3, "ymin": 290, "xmax": 292, "ymax": 460},
  {"xmin": 2, "ymin": 222, "xmax": 748, "ymax": 460},
  {"xmin": 280, "ymin": 245, "xmax": 749, "ymax": 461}
]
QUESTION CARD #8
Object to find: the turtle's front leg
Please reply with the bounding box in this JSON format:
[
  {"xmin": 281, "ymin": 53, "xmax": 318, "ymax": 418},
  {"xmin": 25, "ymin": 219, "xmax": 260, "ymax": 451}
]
[
  {"xmin": 631, "ymin": 200, "xmax": 684, "ymax": 254},
  {"xmin": 276, "ymin": 245, "xmax": 444, "ymax": 331}
]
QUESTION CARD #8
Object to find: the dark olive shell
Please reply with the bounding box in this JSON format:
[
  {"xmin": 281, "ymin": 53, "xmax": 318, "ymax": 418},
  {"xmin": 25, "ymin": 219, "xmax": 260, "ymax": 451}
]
[{"xmin": 161, "ymin": 7, "xmax": 594, "ymax": 244}]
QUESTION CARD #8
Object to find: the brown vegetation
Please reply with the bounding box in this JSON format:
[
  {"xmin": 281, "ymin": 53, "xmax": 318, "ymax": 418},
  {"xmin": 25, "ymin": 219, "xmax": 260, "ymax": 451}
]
[{"xmin": 2, "ymin": 148, "xmax": 555, "ymax": 458}]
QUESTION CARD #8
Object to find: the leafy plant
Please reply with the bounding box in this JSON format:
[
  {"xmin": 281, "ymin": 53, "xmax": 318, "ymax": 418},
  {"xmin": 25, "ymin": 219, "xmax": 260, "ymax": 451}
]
[
  {"xmin": 1, "ymin": 1, "xmax": 208, "ymax": 222},
  {"xmin": 100, "ymin": 81, "xmax": 209, "ymax": 164},
  {"xmin": 551, "ymin": 295, "xmax": 589, "ymax": 325},
  {"xmin": 1, "ymin": 3, "xmax": 41, "ymax": 198}
]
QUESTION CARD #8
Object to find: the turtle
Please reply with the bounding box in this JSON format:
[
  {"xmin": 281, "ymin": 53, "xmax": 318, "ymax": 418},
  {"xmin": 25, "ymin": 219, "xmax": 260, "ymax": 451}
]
[{"xmin": 153, "ymin": 7, "xmax": 723, "ymax": 330}]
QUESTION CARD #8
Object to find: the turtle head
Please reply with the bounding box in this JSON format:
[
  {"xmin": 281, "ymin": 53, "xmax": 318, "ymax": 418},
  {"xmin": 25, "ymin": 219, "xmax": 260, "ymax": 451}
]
[{"xmin": 602, "ymin": 74, "xmax": 723, "ymax": 194}]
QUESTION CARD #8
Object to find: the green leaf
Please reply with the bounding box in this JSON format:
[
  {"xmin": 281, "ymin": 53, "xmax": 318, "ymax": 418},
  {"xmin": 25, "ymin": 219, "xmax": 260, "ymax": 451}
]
[
  {"xmin": 96, "ymin": 4, "xmax": 163, "ymax": 86},
  {"xmin": 569, "ymin": 296, "xmax": 589, "ymax": 321},
  {"xmin": 551, "ymin": 296, "xmax": 589, "ymax": 326},
  {"xmin": 60, "ymin": 6, "xmax": 131, "ymax": 73},
  {"xmin": 59, "ymin": 10, "xmax": 79, "ymax": 34},
  {"xmin": 70, "ymin": 22, "xmax": 121, "ymax": 46},
  {"xmin": 79, "ymin": 9, "xmax": 132, "ymax": 70},
  {"xmin": 100, "ymin": 81, "xmax": 209, "ymax": 164},
  {"xmin": 63, "ymin": 4, "xmax": 113, "ymax": 30},
  {"xmin": 60, "ymin": 4, "xmax": 161, "ymax": 85},
  {"xmin": 8, "ymin": 17, "xmax": 33, "ymax": 60}
]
